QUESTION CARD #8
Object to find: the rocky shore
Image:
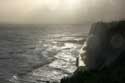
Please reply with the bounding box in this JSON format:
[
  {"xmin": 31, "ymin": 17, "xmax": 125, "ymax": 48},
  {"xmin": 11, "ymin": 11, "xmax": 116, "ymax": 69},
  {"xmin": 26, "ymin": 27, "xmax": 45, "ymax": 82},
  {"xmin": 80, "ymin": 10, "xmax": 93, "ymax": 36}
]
[{"xmin": 61, "ymin": 20, "xmax": 125, "ymax": 83}]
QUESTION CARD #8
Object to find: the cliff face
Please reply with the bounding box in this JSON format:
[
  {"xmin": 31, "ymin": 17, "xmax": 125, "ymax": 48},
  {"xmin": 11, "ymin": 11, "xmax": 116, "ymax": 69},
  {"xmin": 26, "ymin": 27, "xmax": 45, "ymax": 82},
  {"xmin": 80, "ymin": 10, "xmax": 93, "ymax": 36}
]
[{"xmin": 61, "ymin": 20, "xmax": 125, "ymax": 83}]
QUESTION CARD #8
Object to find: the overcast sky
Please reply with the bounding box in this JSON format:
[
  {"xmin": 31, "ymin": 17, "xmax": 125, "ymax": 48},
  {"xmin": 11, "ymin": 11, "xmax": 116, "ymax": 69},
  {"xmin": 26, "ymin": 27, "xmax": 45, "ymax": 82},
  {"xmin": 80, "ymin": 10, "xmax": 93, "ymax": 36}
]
[{"xmin": 0, "ymin": 0, "xmax": 124, "ymax": 24}]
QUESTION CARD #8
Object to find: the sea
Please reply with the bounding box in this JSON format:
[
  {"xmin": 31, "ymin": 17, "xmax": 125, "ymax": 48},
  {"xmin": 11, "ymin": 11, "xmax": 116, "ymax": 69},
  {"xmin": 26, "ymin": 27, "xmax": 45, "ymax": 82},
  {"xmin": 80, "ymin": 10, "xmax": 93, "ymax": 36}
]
[{"xmin": 0, "ymin": 24, "xmax": 90, "ymax": 83}]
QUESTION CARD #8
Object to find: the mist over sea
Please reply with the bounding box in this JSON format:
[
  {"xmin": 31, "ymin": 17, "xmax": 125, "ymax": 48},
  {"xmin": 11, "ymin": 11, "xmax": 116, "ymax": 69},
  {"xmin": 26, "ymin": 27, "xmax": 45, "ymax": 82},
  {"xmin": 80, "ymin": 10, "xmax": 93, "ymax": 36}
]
[{"xmin": 0, "ymin": 24, "xmax": 90, "ymax": 83}]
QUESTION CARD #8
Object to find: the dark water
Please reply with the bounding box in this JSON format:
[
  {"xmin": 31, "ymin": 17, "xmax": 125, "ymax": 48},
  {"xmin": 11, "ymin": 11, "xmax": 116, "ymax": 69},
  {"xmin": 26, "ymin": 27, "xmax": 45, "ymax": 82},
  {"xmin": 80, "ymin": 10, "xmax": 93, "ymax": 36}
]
[{"xmin": 0, "ymin": 25, "xmax": 90, "ymax": 83}]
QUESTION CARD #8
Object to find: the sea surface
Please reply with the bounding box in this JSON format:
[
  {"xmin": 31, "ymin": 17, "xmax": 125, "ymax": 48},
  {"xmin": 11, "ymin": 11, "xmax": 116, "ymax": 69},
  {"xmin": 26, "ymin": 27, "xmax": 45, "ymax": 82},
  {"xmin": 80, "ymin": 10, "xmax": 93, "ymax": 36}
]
[{"xmin": 0, "ymin": 24, "xmax": 90, "ymax": 83}]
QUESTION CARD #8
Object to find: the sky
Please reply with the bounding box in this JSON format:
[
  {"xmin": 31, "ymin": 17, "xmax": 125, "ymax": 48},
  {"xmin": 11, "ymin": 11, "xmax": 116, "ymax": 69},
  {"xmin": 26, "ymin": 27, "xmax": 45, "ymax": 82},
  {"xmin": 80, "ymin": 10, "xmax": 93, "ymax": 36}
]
[{"xmin": 0, "ymin": 0, "xmax": 124, "ymax": 24}]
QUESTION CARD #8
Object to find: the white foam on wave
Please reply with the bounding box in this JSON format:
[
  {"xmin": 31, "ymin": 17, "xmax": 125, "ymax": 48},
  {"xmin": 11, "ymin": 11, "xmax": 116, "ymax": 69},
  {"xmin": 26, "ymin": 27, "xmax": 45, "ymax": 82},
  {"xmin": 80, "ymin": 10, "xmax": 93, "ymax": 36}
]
[
  {"xmin": 54, "ymin": 51, "xmax": 76, "ymax": 62},
  {"xmin": 61, "ymin": 43, "xmax": 77, "ymax": 49},
  {"xmin": 49, "ymin": 59, "xmax": 76, "ymax": 74},
  {"xmin": 32, "ymin": 66, "xmax": 68, "ymax": 81}
]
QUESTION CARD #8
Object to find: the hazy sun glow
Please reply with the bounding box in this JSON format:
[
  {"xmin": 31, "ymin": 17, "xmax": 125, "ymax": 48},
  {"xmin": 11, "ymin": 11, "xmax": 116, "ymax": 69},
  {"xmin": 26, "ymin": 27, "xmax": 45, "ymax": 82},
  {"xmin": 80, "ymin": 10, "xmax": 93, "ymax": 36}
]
[
  {"xmin": 45, "ymin": 0, "xmax": 60, "ymax": 11},
  {"xmin": 0, "ymin": 0, "xmax": 124, "ymax": 24},
  {"xmin": 32, "ymin": 0, "xmax": 81, "ymax": 11}
]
